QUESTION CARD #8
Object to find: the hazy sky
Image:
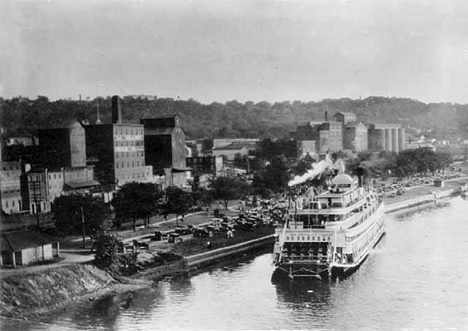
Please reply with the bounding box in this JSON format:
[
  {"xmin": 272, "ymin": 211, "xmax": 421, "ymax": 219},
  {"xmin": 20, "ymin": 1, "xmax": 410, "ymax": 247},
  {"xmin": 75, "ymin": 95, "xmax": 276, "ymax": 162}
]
[{"xmin": 1, "ymin": 0, "xmax": 468, "ymax": 104}]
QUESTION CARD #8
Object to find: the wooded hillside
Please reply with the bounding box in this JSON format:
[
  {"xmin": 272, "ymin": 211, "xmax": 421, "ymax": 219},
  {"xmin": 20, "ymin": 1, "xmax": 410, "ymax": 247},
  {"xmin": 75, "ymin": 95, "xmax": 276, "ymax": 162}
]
[{"xmin": 2, "ymin": 96, "xmax": 468, "ymax": 140}]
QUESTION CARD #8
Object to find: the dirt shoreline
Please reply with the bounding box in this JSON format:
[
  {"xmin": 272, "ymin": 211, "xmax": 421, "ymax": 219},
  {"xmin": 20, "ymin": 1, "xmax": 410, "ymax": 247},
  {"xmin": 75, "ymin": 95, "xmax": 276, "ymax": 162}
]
[{"xmin": 1, "ymin": 181, "xmax": 467, "ymax": 322}]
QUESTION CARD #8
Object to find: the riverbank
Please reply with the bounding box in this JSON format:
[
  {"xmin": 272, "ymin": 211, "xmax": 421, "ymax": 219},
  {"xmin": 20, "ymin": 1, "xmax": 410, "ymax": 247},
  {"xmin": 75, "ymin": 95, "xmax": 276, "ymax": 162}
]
[
  {"xmin": 0, "ymin": 264, "xmax": 152, "ymax": 321},
  {"xmin": 1, "ymin": 178, "xmax": 467, "ymax": 322},
  {"xmin": 0, "ymin": 231, "xmax": 276, "ymax": 320},
  {"xmin": 383, "ymin": 176, "xmax": 468, "ymax": 213}
]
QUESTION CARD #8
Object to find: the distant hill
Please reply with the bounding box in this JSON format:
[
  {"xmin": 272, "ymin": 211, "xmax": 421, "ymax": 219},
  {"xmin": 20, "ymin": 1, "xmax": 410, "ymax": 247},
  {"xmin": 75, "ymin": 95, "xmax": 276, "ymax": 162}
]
[{"xmin": 1, "ymin": 95, "xmax": 468, "ymax": 141}]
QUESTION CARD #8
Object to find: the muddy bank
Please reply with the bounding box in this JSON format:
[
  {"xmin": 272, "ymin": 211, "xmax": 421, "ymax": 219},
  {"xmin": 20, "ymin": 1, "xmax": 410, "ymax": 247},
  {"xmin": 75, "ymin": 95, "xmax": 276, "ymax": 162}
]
[
  {"xmin": 0, "ymin": 237, "xmax": 273, "ymax": 321},
  {"xmin": 0, "ymin": 264, "xmax": 151, "ymax": 320}
]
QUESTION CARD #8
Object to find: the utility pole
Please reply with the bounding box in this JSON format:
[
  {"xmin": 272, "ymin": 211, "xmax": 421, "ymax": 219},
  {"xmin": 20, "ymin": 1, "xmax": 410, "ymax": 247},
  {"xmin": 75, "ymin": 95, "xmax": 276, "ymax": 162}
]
[{"xmin": 81, "ymin": 205, "xmax": 86, "ymax": 248}]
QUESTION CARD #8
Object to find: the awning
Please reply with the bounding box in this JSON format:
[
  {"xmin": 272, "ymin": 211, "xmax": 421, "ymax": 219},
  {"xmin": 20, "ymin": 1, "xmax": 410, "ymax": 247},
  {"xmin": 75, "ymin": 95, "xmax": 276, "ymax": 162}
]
[{"xmin": 65, "ymin": 179, "xmax": 100, "ymax": 189}]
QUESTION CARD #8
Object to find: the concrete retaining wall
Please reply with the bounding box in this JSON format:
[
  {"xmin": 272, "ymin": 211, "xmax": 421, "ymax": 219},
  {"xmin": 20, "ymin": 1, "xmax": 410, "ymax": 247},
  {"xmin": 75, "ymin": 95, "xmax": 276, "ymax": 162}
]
[
  {"xmin": 385, "ymin": 188, "xmax": 455, "ymax": 213},
  {"xmin": 185, "ymin": 235, "xmax": 275, "ymax": 268}
]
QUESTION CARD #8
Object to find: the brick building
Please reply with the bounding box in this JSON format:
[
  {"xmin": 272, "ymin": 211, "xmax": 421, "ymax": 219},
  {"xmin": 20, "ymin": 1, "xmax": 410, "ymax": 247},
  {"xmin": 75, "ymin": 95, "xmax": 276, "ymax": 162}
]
[{"xmin": 86, "ymin": 96, "xmax": 147, "ymax": 189}]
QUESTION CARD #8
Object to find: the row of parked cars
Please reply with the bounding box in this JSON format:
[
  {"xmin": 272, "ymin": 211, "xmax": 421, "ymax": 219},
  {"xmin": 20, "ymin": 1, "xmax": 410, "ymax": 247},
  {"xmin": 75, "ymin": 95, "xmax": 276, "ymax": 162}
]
[{"xmin": 375, "ymin": 184, "xmax": 405, "ymax": 199}]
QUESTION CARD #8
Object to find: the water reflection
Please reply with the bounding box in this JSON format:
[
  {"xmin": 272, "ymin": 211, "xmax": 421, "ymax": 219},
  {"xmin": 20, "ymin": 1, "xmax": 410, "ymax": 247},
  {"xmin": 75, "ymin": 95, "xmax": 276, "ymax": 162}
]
[
  {"xmin": 3, "ymin": 198, "xmax": 468, "ymax": 330},
  {"xmin": 69, "ymin": 294, "xmax": 121, "ymax": 330},
  {"xmin": 273, "ymin": 277, "xmax": 332, "ymax": 306}
]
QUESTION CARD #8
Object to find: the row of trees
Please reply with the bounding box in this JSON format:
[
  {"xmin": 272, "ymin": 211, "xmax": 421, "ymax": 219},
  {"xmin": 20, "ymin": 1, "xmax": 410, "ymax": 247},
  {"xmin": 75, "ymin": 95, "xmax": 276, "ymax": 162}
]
[
  {"xmin": 346, "ymin": 149, "xmax": 453, "ymax": 179},
  {"xmin": 51, "ymin": 176, "xmax": 253, "ymax": 237},
  {"xmin": 52, "ymin": 148, "xmax": 455, "ymax": 239},
  {"xmin": 3, "ymin": 95, "xmax": 468, "ymax": 140}
]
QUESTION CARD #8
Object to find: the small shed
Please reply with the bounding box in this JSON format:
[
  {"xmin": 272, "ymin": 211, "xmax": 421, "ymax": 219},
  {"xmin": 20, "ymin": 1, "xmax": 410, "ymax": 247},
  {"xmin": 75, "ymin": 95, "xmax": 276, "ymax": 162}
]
[{"xmin": 0, "ymin": 230, "xmax": 61, "ymax": 268}]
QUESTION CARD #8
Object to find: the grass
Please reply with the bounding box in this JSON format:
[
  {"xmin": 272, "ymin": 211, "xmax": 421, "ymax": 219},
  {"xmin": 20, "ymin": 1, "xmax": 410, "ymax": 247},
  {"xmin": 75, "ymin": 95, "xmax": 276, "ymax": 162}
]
[{"xmin": 170, "ymin": 226, "xmax": 275, "ymax": 257}]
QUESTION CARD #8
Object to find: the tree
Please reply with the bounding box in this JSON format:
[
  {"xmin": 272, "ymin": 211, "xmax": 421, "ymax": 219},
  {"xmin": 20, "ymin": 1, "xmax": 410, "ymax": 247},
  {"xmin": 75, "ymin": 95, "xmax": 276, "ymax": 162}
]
[
  {"xmin": 252, "ymin": 156, "xmax": 290, "ymax": 195},
  {"xmin": 294, "ymin": 154, "xmax": 315, "ymax": 175},
  {"xmin": 191, "ymin": 187, "xmax": 214, "ymax": 207},
  {"xmin": 209, "ymin": 176, "xmax": 250, "ymax": 210},
  {"xmin": 112, "ymin": 182, "xmax": 161, "ymax": 231},
  {"xmin": 434, "ymin": 151, "xmax": 453, "ymax": 174},
  {"xmin": 93, "ymin": 231, "xmax": 120, "ymax": 270},
  {"xmin": 53, "ymin": 194, "xmax": 109, "ymax": 238},
  {"xmin": 163, "ymin": 186, "xmax": 194, "ymax": 226}
]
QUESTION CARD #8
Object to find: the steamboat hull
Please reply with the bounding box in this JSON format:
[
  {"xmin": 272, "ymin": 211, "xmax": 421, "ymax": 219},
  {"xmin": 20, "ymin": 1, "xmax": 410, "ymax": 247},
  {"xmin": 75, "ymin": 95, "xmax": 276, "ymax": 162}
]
[{"xmin": 273, "ymin": 209, "xmax": 386, "ymax": 281}]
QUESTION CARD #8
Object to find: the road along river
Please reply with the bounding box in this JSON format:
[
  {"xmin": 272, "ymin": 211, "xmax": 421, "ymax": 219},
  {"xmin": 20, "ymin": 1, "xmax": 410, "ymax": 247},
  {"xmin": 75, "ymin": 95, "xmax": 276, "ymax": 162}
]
[{"xmin": 2, "ymin": 197, "xmax": 468, "ymax": 330}]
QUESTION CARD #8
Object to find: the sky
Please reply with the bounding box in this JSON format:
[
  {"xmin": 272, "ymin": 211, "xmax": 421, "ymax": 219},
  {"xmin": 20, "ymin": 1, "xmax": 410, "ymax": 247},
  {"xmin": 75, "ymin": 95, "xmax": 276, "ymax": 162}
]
[{"xmin": 1, "ymin": 0, "xmax": 468, "ymax": 104}]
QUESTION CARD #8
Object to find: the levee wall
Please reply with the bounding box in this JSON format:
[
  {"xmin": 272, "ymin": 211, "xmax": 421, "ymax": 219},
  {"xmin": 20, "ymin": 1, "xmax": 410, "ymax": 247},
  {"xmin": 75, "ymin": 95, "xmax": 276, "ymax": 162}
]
[
  {"xmin": 185, "ymin": 235, "xmax": 275, "ymax": 268},
  {"xmin": 385, "ymin": 188, "xmax": 455, "ymax": 214}
]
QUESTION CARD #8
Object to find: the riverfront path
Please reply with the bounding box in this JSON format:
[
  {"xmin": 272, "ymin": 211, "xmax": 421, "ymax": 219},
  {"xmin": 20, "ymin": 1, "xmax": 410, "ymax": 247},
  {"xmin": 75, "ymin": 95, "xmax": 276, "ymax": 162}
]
[{"xmin": 1, "ymin": 176, "xmax": 467, "ymax": 277}]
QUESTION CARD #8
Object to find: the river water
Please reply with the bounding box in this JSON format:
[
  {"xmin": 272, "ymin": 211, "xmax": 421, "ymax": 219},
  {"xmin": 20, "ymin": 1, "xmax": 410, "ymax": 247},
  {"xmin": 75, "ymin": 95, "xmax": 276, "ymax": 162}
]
[{"xmin": 3, "ymin": 197, "xmax": 468, "ymax": 331}]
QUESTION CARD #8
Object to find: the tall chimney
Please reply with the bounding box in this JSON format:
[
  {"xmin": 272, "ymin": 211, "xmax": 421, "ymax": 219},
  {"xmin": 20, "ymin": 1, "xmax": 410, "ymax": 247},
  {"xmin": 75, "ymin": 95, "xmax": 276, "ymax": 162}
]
[{"xmin": 111, "ymin": 95, "xmax": 122, "ymax": 124}]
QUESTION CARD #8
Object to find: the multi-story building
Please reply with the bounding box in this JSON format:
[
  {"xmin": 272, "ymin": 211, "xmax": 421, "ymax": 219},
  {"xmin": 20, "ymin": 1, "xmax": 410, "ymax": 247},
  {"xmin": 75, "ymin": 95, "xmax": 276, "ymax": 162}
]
[
  {"xmin": 293, "ymin": 115, "xmax": 343, "ymax": 155},
  {"xmin": 38, "ymin": 120, "xmax": 87, "ymax": 168},
  {"xmin": 0, "ymin": 162, "xmax": 24, "ymax": 214},
  {"xmin": 47, "ymin": 169, "xmax": 64, "ymax": 209},
  {"xmin": 86, "ymin": 96, "xmax": 147, "ymax": 189},
  {"xmin": 38, "ymin": 119, "xmax": 100, "ymax": 197},
  {"xmin": 318, "ymin": 121, "xmax": 343, "ymax": 153},
  {"xmin": 343, "ymin": 122, "xmax": 368, "ymax": 152},
  {"xmin": 141, "ymin": 115, "xmax": 188, "ymax": 187},
  {"xmin": 24, "ymin": 170, "xmax": 48, "ymax": 214},
  {"xmin": 186, "ymin": 156, "xmax": 223, "ymax": 177},
  {"xmin": 333, "ymin": 112, "xmax": 357, "ymax": 125},
  {"xmin": 333, "ymin": 112, "xmax": 368, "ymax": 152},
  {"xmin": 293, "ymin": 112, "xmax": 405, "ymax": 155}
]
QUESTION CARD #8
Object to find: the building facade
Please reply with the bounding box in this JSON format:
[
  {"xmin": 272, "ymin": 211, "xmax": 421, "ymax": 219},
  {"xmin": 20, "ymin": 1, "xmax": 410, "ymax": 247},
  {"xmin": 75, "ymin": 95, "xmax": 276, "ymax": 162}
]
[
  {"xmin": 24, "ymin": 171, "xmax": 48, "ymax": 214},
  {"xmin": 186, "ymin": 156, "xmax": 223, "ymax": 177},
  {"xmin": 86, "ymin": 96, "xmax": 146, "ymax": 189},
  {"xmin": 38, "ymin": 120, "xmax": 86, "ymax": 168},
  {"xmin": 292, "ymin": 121, "xmax": 343, "ymax": 155},
  {"xmin": 343, "ymin": 122, "xmax": 368, "ymax": 152},
  {"xmin": 141, "ymin": 115, "xmax": 188, "ymax": 187},
  {"xmin": 0, "ymin": 162, "xmax": 24, "ymax": 215},
  {"xmin": 293, "ymin": 112, "xmax": 405, "ymax": 155},
  {"xmin": 333, "ymin": 112, "xmax": 357, "ymax": 125}
]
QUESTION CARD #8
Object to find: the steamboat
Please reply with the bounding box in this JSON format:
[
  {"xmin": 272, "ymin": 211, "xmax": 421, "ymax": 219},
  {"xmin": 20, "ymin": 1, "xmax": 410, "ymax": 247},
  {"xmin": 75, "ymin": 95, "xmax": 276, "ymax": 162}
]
[{"xmin": 273, "ymin": 172, "xmax": 385, "ymax": 280}]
